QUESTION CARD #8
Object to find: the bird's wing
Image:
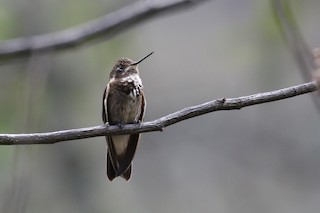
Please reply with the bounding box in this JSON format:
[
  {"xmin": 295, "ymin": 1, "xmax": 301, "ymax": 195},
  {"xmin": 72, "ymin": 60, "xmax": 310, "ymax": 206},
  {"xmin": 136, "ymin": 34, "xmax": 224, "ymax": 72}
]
[{"xmin": 103, "ymin": 84, "xmax": 118, "ymax": 181}]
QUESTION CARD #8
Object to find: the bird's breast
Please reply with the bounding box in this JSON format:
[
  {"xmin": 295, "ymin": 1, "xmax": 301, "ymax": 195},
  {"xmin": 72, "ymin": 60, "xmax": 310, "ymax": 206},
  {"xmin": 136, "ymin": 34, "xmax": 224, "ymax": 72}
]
[{"xmin": 107, "ymin": 81, "xmax": 143, "ymax": 124}]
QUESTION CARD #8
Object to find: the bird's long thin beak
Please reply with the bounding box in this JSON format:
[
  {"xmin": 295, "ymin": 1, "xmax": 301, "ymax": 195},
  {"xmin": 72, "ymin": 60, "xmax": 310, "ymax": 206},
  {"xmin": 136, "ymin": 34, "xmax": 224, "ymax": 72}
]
[{"xmin": 131, "ymin": 52, "xmax": 154, "ymax": 66}]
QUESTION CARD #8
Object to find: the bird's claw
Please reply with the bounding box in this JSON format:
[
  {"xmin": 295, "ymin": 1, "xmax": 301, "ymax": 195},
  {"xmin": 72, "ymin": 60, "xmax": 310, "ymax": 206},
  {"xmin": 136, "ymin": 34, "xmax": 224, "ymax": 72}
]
[{"xmin": 117, "ymin": 123, "xmax": 125, "ymax": 129}]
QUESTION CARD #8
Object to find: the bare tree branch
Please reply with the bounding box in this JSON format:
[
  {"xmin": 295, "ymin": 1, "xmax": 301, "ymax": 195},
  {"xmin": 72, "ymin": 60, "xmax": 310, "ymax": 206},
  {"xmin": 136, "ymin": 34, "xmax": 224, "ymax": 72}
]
[
  {"xmin": 0, "ymin": 0, "xmax": 210, "ymax": 61},
  {"xmin": 0, "ymin": 81, "xmax": 318, "ymax": 145}
]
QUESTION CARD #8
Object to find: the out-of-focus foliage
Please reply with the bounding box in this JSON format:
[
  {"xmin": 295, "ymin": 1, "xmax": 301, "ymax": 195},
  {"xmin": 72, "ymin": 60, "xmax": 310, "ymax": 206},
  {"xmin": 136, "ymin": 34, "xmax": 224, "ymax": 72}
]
[{"xmin": 1, "ymin": 0, "xmax": 320, "ymax": 213}]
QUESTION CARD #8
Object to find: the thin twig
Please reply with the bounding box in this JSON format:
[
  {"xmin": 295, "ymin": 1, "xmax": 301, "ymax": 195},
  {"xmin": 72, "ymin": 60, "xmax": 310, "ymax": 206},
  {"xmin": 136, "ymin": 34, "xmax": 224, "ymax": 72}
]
[
  {"xmin": 0, "ymin": 0, "xmax": 210, "ymax": 61},
  {"xmin": 0, "ymin": 81, "xmax": 318, "ymax": 145},
  {"xmin": 272, "ymin": 0, "xmax": 315, "ymax": 80},
  {"xmin": 272, "ymin": 0, "xmax": 320, "ymax": 113}
]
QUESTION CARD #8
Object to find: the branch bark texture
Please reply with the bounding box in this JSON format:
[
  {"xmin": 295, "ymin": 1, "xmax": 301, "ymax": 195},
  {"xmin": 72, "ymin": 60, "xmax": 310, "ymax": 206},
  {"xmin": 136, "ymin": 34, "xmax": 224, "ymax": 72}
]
[
  {"xmin": 0, "ymin": 81, "xmax": 318, "ymax": 145},
  {"xmin": 0, "ymin": 0, "xmax": 209, "ymax": 61}
]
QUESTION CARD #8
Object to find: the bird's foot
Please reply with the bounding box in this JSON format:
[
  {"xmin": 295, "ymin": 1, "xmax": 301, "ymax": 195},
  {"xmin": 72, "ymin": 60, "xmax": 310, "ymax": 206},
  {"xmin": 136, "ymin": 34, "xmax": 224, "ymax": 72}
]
[
  {"xmin": 134, "ymin": 120, "xmax": 142, "ymax": 125},
  {"xmin": 117, "ymin": 123, "xmax": 125, "ymax": 129}
]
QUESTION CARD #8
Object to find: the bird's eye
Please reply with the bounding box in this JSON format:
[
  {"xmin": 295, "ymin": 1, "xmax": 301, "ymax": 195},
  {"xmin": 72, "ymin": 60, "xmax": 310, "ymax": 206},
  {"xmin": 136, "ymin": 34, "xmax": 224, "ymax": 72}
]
[{"xmin": 117, "ymin": 65, "xmax": 125, "ymax": 72}]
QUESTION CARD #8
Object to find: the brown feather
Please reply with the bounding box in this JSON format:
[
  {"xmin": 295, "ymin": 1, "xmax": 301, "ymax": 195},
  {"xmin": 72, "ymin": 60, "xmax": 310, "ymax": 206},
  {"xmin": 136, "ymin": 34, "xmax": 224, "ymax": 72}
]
[
  {"xmin": 106, "ymin": 151, "xmax": 116, "ymax": 181},
  {"xmin": 121, "ymin": 165, "xmax": 132, "ymax": 181}
]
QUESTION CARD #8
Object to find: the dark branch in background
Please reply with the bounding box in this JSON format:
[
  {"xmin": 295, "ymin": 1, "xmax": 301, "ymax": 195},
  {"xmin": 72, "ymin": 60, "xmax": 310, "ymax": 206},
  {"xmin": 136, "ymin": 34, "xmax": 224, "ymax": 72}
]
[
  {"xmin": 0, "ymin": 81, "xmax": 318, "ymax": 145},
  {"xmin": 0, "ymin": 0, "xmax": 210, "ymax": 61},
  {"xmin": 272, "ymin": 0, "xmax": 320, "ymax": 113}
]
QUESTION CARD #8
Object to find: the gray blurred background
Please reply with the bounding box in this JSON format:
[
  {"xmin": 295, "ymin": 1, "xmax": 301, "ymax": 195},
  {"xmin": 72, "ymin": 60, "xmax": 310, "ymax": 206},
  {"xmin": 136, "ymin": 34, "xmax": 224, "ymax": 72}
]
[{"xmin": 1, "ymin": 0, "xmax": 320, "ymax": 212}]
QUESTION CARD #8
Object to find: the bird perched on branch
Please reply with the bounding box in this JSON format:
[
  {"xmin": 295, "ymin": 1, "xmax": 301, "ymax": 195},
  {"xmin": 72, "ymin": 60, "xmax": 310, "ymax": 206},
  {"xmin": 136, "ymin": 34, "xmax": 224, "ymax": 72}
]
[{"xmin": 102, "ymin": 52, "xmax": 153, "ymax": 181}]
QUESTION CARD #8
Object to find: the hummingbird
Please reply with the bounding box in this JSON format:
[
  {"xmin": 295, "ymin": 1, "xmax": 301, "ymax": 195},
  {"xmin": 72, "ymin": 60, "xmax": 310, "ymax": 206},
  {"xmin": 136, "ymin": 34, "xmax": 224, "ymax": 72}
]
[{"xmin": 102, "ymin": 52, "xmax": 153, "ymax": 181}]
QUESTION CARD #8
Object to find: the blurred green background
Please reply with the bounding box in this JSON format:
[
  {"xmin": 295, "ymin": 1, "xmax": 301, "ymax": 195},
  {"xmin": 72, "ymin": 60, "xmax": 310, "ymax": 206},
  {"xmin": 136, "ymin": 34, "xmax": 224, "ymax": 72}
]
[{"xmin": 1, "ymin": 0, "xmax": 320, "ymax": 212}]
